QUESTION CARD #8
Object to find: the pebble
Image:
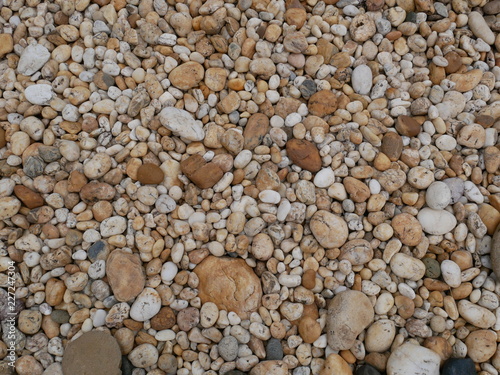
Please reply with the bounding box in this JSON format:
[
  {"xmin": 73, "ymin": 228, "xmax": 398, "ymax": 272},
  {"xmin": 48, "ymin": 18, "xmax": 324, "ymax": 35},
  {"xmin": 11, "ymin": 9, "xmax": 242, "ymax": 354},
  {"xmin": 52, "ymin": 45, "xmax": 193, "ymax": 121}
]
[
  {"xmin": 61, "ymin": 331, "xmax": 121, "ymax": 375},
  {"xmin": 24, "ymin": 84, "xmax": 54, "ymax": 105},
  {"xmin": 106, "ymin": 250, "xmax": 145, "ymax": 302},
  {"xmin": 386, "ymin": 343, "xmax": 440, "ymax": 375},
  {"xmin": 327, "ymin": 290, "xmax": 374, "ymax": 350},
  {"xmin": 352, "ymin": 65, "xmax": 373, "ymax": 95},
  {"xmin": 286, "ymin": 139, "xmax": 322, "ymax": 172},
  {"xmin": 468, "ymin": 12, "xmax": 495, "ymax": 44},
  {"xmin": 136, "ymin": 163, "xmax": 164, "ymax": 184},
  {"xmin": 18, "ymin": 44, "xmax": 51, "ymax": 75},
  {"xmin": 441, "ymin": 358, "xmax": 477, "ymax": 375},
  {"xmin": 194, "ymin": 256, "xmax": 262, "ymax": 319},
  {"xmin": 159, "ymin": 107, "xmax": 204, "ymax": 141},
  {"xmin": 310, "ymin": 210, "xmax": 349, "ymax": 249},
  {"xmin": 425, "ymin": 182, "xmax": 452, "ymax": 210},
  {"xmin": 417, "ymin": 208, "xmax": 457, "ymax": 235},
  {"xmin": 218, "ymin": 336, "xmax": 239, "ymax": 361}
]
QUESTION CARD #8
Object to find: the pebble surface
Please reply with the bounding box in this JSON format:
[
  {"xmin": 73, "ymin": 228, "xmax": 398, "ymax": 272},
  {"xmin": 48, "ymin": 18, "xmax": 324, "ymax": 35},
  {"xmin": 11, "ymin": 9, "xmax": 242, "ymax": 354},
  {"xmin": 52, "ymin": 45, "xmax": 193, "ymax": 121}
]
[{"xmin": 0, "ymin": 0, "xmax": 499, "ymax": 374}]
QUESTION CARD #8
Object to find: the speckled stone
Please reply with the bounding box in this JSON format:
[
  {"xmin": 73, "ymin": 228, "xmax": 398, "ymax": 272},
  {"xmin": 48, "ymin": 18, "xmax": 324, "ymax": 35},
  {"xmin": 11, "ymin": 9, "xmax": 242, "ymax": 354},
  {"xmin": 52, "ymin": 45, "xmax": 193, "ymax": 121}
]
[{"xmin": 266, "ymin": 338, "xmax": 284, "ymax": 360}]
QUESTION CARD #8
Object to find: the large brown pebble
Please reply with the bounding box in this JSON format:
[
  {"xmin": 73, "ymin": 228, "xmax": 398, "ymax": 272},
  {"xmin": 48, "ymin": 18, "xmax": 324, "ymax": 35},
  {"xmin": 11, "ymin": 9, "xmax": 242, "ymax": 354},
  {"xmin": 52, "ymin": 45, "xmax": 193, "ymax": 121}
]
[
  {"xmin": 194, "ymin": 256, "xmax": 262, "ymax": 319},
  {"xmin": 177, "ymin": 306, "xmax": 200, "ymax": 332},
  {"xmin": 478, "ymin": 204, "xmax": 500, "ymax": 235},
  {"xmin": 343, "ymin": 177, "xmax": 370, "ymax": 202},
  {"xmin": 150, "ymin": 307, "xmax": 176, "ymax": 330},
  {"xmin": 180, "ymin": 154, "xmax": 223, "ymax": 189},
  {"xmin": 465, "ymin": 329, "xmax": 497, "ymax": 362},
  {"xmin": 339, "ymin": 239, "xmax": 373, "ymax": 265},
  {"xmin": 244, "ymin": 113, "xmax": 269, "ymax": 150},
  {"xmin": 395, "ymin": 115, "xmax": 421, "ymax": 137},
  {"xmin": 381, "ymin": 132, "xmax": 403, "ymax": 161},
  {"xmin": 80, "ymin": 181, "xmax": 116, "ymax": 203},
  {"xmin": 106, "ymin": 250, "xmax": 146, "ymax": 302},
  {"xmin": 302, "ymin": 269, "xmax": 316, "ymax": 289},
  {"xmin": 137, "ymin": 163, "xmax": 164, "ymax": 184},
  {"xmin": 308, "ymin": 90, "xmax": 338, "ymax": 117},
  {"xmin": 169, "ymin": 62, "xmax": 204, "ymax": 90},
  {"xmin": 391, "ymin": 213, "xmax": 423, "ymax": 246},
  {"xmin": 62, "ymin": 331, "xmax": 122, "ymax": 375},
  {"xmin": 286, "ymin": 139, "xmax": 322, "ymax": 172},
  {"xmin": 14, "ymin": 185, "xmax": 44, "ymax": 209},
  {"xmin": 299, "ymin": 316, "xmax": 322, "ymax": 344}
]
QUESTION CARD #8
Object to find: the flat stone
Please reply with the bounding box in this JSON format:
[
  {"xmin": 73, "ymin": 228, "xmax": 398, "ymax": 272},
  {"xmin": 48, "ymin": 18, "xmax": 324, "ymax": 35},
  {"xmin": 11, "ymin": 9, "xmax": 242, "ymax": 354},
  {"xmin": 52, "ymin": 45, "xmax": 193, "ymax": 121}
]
[
  {"xmin": 180, "ymin": 154, "xmax": 224, "ymax": 189},
  {"xmin": 395, "ymin": 115, "xmax": 421, "ymax": 137},
  {"xmin": 386, "ymin": 343, "xmax": 440, "ymax": 375},
  {"xmin": 0, "ymin": 34, "xmax": 13, "ymax": 57},
  {"xmin": 18, "ymin": 44, "xmax": 51, "ymax": 75},
  {"xmin": 441, "ymin": 358, "xmax": 477, "ymax": 375},
  {"xmin": 308, "ymin": 90, "xmax": 338, "ymax": 117},
  {"xmin": 159, "ymin": 107, "xmax": 204, "ymax": 142},
  {"xmin": 169, "ymin": 61, "xmax": 204, "ymax": 90},
  {"xmin": 14, "ymin": 185, "xmax": 44, "ymax": 209},
  {"xmin": 310, "ymin": 210, "xmax": 349, "ymax": 249},
  {"xmin": 136, "ymin": 163, "xmax": 164, "ymax": 184},
  {"xmin": 286, "ymin": 139, "xmax": 322, "ymax": 172},
  {"xmin": 24, "ymin": 84, "xmax": 54, "ymax": 105},
  {"xmin": 62, "ymin": 331, "xmax": 121, "ymax": 375},
  {"xmin": 194, "ymin": 256, "xmax": 262, "ymax": 319},
  {"xmin": 243, "ymin": 113, "xmax": 269, "ymax": 150},
  {"xmin": 106, "ymin": 250, "xmax": 146, "ymax": 302}
]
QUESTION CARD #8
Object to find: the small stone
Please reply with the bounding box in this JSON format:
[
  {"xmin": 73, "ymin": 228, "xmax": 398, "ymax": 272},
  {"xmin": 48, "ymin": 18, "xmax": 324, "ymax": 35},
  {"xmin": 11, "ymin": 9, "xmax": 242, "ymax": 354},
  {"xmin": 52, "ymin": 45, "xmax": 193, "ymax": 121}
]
[
  {"xmin": 417, "ymin": 208, "xmax": 457, "ymax": 235},
  {"xmin": 326, "ymin": 290, "xmax": 374, "ymax": 351},
  {"xmin": 151, "ymin": 307, "xmax": 176, "ymax": 330},
  {"xmin": 106, "ymin": 250, "xmax": 146, "ymax": 302},
  {"xmin": 386, "ymin": 343, "xmax": 440, "ymax": 375},
  {"xmin": 0, "ymin": 34, "xmax": 13, "ymax": 57},
  {"xmin": 465, "ymin": 329, "xmax": 496, "ymax": 362},
  {"xmin": 218, "ymin": 336, "xmax": 239, "ymax": 361},
  {"xmin": 244, "ymin": 113, "xmax": 270, "ymax": 150},
  {"xmin": 18, "ymin": 310, "xmax": 42, "ymax": 334},
  {"xmin": 100, "ymin": 216, "xmax": 127, "ymax": 237},
  {"xmin": 130, "ymin": 288, "xmax": 161, "ymax": 321},
  {"xmin": 0, "ymin": 197, "xmax": 21, "ymax": 220},
  {"xmin": 320, "ymin": 354, "xmax": 353, "ymax": 375},
  {"xmin": 390, "ymin": 253, "xmax": 426, "ymax": 281},
  {"xmin": 344, "ymin": 177, "xmax": 371, "ymax": 202},
  {"xmin": 468, "ymin": 12, "xmax": 495, "ymax": 44},
  {"xmin": 395, "ymin": 116, "xmax": 421, "ymax": 137},
  {"xmin": 62, "ymin": 331, "xmax": 121, "ymax": 375},
  {"xmin": 426, "ymin": 182, "xmax": 452, "ymax": 210},
  {"xmin": 441, "ymin": 358, "xmax": 477, "ymax": 375},
  {"xmin": 159, "ymin": 107, "xmax": 204, "ymax": 141},
  {"xmin": 310, "ymin": 210, "xmax": 349, "ymax": 249},
  {"xmin": 180, "ymin": 154, "xmax": 224, "ymax": 189},
  {"xmin": 266, "ymin": 338, "xmax": 284, "ymax": 360},
  {"xmin": 449, "ymin": 69, "xmax": 483, "ymax": 93},
  {"xmin": 365, "ymin": 319, "xmax": 396, "ymax": 353},
  {"xmin": 24, "ymin": 84, "xmax": 54, "ymax": 105},
  {"xmin": 441, "ymin": 260, "xmax": 461, "ymax": 288},
  {"xmin": 194, "ymin": 256, "xmax": 262, "ymax": 319},
  {"xmin": 350, "ymin": 14, "xmax": 376, "ymax": 42},
  {"xmin": 308, "ymin": 90, "xmax": 338, "ymax": 117},
  {"xmin": 355, "ymin": 365, "xmax": 382, "ymax": 375},
  {"xmin": 18, "ymin": 44, "xmax": 51, "ymax": 75},
  {"xmin": 423, "ymin": 258, "xmax": 441, "ymax": 278},
  {"xmin": 128, "ymin": 344, "xmax": 158, "ymax": 368},
  {"xmin": 457, "ymin": 300, "xmax": 496, "ymax": 328},
  {"xmin": 352, "ymin": 65, "xmax": 373, "ymax": 95},
  {"xmin": 169, "ymin": 61, "xmax": 204, "ymax": 90},
  {"xmin": 136, "ymin": 163, "xmax": 164, "ymax": 184},
  {"xmin": 14, "ymin": 185, "xmax": 44, "ymax": 209},
  {"xmin": 391, "ymin": 213, "xmax": 423, "ymax": 246},
  {"xmin": 380, "ymin": 132, "xmax": 403, "ymax": 161},
  {"xmin": 250, "ymin": 360, "xmax": 288, "ymax": 375},
  {"xmin": 286, "ymin": 139, "xmax": 322, "ymax": 172},
  {"xmin": 177, "ymin": 306, "xmax": 200, "ymax": 331}
]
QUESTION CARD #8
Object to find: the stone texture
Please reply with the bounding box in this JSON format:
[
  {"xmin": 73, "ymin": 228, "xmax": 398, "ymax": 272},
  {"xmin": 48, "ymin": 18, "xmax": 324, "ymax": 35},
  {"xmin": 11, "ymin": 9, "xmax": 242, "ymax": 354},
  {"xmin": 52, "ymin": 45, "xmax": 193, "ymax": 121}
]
[
  {"xmin": 194, "ymin": 256, "xmax": 262, "ymax": 319},
  {"xmin": 106, "ymin": 250, "xmax": 146, "ymax": 302}
]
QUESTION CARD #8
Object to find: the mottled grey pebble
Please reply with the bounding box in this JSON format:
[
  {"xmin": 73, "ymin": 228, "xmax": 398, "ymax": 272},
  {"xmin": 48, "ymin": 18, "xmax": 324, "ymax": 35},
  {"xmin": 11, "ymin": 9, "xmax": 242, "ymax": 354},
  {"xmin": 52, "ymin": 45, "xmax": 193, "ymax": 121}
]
[
  {"xmin": 266, "ymin": 338, "xmax": 284, "ymax": 360},
  {"xmin": 88, "ymin": 240, "xmax": 109, "ymax": 262},
  {"xmin": 443, "ymin": 178, "xmax": 465, "ymax": 204},
  {"xmin": 51, "ymin": 310, "xmax": 70, "ymax": 324},
  {"xmin": 38, "ymin": 146, "xmax": 61, "ymax": 162},
  {"xmin": 300, "ymin": 80, "xmax": 317, "ymax": 99},
  {"xmin": 218, "ymin": 336, "xmax": 239, "ymax": 361},
  {"xmin": 423, "ymin": 257, "xmax": 441, "ymax": 279}
]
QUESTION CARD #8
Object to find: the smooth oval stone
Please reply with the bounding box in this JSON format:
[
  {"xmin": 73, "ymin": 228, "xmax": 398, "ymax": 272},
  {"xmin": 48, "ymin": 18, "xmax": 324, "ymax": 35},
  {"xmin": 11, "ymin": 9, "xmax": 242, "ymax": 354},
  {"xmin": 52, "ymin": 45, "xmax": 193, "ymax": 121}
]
[
  {"xmin": 62, "ymin": 331, "xmax": 122, "ymax": 375},
  {"xmin": 50, "ymin": 310, "xmax": 69, "ymax": 324},
  {"xmin": 137, "ymin": 163, "xmax": 164, "ymax": 184},
  {"xmin": 417, "ymin": 208, "xmax": 457, "ymax": 235},
  {"xmin": 355, "ymin": 364, "xmax": 382, "ymax": 375},
  {"xmin": 441, "ymin": 358, "xmax": 477, "ymax": 375}
]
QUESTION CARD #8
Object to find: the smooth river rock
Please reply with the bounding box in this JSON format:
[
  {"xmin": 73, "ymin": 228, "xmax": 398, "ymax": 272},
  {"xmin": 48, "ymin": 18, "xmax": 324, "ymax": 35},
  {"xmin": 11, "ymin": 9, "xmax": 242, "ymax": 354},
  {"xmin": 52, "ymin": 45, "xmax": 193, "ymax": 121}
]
[
  {"xmin": 310, "ymin": 210, "xmax": 349, "ymax": 249},
  {"xmin": 417, "ymin": 208, "xmax": 457, "ymax": 235},
  {"xmin": 327, "ymin": 290, "xmax": 374, "ymax": 350},
  {"xmin": 386, "ymin": 342, "xmax": 440, "ymax": 375}
]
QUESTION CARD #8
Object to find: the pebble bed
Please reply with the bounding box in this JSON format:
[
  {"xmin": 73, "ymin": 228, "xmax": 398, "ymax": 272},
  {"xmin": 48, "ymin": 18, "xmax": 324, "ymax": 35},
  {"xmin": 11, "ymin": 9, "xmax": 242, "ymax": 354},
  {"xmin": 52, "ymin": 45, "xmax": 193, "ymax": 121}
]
[{"xmin": 0, "ymin": 0, "xmax": 499, "ymax": 374}]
